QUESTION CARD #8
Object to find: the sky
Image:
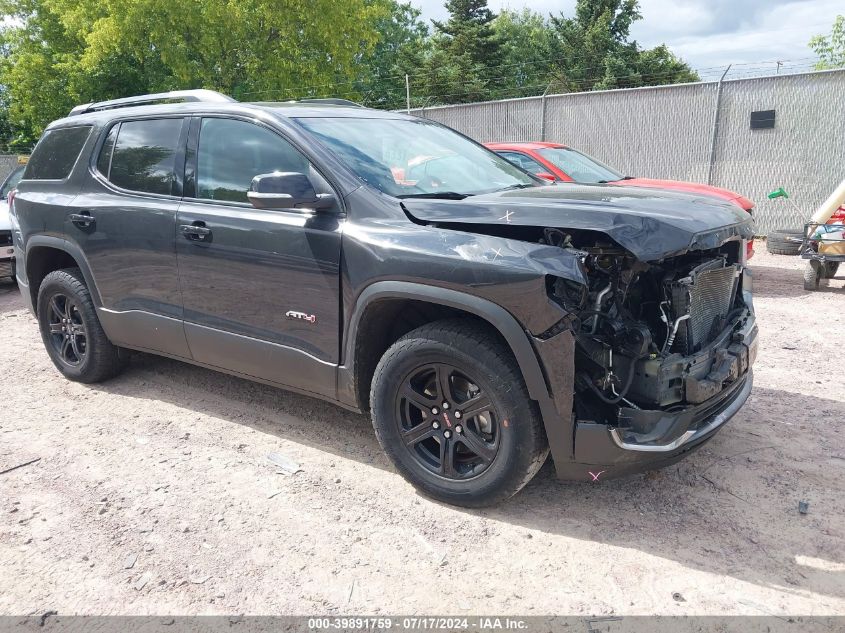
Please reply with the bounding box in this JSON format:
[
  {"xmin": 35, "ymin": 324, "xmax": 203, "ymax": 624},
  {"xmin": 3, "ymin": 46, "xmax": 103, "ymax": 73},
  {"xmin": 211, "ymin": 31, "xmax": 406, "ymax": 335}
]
[{"xmin": 411, "ymin": 0, "xmax": 843, "ymax": 77}]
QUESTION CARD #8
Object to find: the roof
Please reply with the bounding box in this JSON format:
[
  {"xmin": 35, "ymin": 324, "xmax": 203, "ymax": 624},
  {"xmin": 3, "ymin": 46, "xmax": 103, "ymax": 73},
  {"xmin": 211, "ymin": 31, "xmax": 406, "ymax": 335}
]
[
  {"xmin": 49, "ymin": 98, "xmax": 413, "ymax": 130},
  {"xmin": 484, "ymin": 141, "xmax": 568, "ymax": 150}
]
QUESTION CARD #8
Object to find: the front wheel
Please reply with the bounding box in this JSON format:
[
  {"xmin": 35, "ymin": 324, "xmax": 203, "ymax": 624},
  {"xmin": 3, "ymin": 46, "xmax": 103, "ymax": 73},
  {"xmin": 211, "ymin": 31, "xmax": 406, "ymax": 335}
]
[
  {"xmin": 803, "ymin": 261, "xmax": 821, "ymax": 291},
  {"xmin": 370, "ymin": 319, "xmax": 549, "ymax": 507},
  {"xmin": 37, "ymin": 267, "xmax": 126, "ymax": 383}
]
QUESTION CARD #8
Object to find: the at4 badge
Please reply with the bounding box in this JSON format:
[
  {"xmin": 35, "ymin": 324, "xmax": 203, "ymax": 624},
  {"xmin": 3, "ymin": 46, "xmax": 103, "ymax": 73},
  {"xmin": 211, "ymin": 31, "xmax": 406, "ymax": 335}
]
[{"xmin": 285, "ymin": 310, "xmax": 317, "ymax": 324}]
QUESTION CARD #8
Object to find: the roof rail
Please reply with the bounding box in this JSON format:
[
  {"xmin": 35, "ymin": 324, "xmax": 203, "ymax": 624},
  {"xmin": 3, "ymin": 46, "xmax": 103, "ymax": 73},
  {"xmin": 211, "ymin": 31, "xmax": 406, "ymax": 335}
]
[
  {"xmin": 294, "ymin": 98, "xmax": 362, "ymax": 107},
  {"xmin": 68, "ymin": 89, "xmax": 235, "ymax": 116}
]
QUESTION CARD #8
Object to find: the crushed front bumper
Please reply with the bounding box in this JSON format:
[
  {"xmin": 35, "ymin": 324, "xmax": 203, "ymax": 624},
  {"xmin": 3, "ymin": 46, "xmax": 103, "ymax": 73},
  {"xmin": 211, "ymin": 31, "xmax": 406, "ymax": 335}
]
[
  {"xmin": 554, "ymin": 312, "xmax": 758, "ymax": 482},
  {"xmin": 555, "ymin": 371, "xmax": 753, "ymax": 481}
]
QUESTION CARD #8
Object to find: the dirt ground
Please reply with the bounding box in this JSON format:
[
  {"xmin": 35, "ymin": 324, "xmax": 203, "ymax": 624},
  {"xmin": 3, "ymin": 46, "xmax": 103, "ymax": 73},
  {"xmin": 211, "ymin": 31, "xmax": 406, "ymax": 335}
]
[{"xmin": 0, "ymin": 244, "xmax": 843, "ymax": 617}]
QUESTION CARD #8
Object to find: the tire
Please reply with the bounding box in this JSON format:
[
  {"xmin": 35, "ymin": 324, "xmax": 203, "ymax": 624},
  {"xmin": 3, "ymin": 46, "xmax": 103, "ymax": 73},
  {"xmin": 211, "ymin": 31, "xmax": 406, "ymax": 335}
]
[
  {"xmin": 766, "ymin": 230, "xmax": 804, "ymax": 256},
  {"xmin": 824, "ymin": 261, "xmax": 839, "ymax": 279},
  {"xmin": 37, "ymin": 267, "xmax": 126, "ymax": 383},
  {"xmin": 803, "ymin": 261, "xmax": 821, "ymax": 291},
  {"xmin": 370, "ymin": 318, "xmax": 549, "ymax": 507}
]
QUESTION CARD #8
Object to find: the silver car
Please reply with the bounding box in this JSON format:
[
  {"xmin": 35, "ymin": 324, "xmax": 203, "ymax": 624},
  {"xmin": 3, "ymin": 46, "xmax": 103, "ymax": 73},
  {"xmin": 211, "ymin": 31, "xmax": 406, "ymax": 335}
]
[{"xmin": 0, "ymin": 165, "xmax": 24, "ymax": 280}]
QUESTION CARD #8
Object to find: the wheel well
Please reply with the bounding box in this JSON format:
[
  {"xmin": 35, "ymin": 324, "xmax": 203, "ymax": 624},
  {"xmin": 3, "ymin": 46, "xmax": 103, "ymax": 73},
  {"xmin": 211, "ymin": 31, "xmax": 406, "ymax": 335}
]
[
  {"xmin": 26, "ymin": 246, "xmax": 80, "ymax": 311},
  {"xmin": 352, "ymin": 298, "xmax": 509, "ymax": 412}
]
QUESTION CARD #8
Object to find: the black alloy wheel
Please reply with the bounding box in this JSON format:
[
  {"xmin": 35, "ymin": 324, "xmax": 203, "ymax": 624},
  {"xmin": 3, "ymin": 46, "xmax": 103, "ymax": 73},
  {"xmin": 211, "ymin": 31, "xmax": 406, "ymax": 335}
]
[
  {"xmin": 370, "ymin": 319, "xmax": 549, "ymax": 507},
  {"xmin": 397, "ymin": 362, "xmax": 499, "ymax": 480},
  {"xmin": 45, "ymin": 292, "xmax": 88, "ymax": 366},
  {"xmin": 37, "ymin": 267, "xmax": 126, "ymax": 383}
]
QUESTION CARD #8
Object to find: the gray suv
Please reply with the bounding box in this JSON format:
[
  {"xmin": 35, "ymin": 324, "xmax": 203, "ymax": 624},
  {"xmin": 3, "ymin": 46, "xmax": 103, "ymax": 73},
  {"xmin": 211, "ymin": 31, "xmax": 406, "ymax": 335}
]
[{"xmin": 11, "ymin": 90, "xmax": 758, "ymax": 506}]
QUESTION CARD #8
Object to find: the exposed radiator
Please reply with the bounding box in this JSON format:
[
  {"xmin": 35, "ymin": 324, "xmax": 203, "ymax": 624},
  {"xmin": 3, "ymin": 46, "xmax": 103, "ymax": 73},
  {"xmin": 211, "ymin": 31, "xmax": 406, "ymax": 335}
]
[{"xmin": 669, "ymin": 258, "xmax": 739, "ymax": 354}]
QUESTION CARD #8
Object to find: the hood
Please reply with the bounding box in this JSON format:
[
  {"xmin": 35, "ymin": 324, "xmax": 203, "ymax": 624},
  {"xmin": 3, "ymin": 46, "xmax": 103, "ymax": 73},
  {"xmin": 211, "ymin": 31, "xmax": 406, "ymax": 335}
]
[
  {"xmin": 402, "ymin": 183, "xmax": 755, "ymax": 262},
  {"xmin": 617, "ymin": 178, "xmax": 755, "ymax": 211}
]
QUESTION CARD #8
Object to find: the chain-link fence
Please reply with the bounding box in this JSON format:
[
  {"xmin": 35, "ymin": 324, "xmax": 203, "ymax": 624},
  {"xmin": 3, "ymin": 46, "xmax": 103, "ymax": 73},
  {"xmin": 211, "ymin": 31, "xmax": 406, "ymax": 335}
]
[
  {"xmin": 0, "ymin": 155, "xmax": 22, "ymax": 183},
  {"xmin": 411, "ymin": 69, "xmax": 845, "ymax": 236}
]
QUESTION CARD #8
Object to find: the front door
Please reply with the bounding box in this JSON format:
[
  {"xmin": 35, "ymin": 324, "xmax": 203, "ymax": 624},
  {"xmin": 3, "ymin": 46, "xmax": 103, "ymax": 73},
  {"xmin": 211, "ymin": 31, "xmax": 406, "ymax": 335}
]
[
  {"xmin": 67, "ymin": 116, "xmax": 190, "ymax": 357},
  {"xmin": 175, "ymin": 116, "xmax": 343, "ymax": 398}
]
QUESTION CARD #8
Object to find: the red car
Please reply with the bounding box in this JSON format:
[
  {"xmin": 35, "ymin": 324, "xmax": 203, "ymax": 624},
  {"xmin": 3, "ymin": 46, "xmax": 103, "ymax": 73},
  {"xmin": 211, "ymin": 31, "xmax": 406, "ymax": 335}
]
[{"xmin": 487, "ymin": 141, "xmax": 755, "ymax": 257}]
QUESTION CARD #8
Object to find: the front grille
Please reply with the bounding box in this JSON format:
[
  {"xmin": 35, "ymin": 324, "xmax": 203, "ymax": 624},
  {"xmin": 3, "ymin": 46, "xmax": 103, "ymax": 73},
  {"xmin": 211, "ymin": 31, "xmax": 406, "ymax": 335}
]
[
  {"xmin": 0, "ymin": 231, "xmax": 11, "ymax": 247},
  {"xmin": 669, "ymin": 258, "xmax": 739, "ymax": 353}
]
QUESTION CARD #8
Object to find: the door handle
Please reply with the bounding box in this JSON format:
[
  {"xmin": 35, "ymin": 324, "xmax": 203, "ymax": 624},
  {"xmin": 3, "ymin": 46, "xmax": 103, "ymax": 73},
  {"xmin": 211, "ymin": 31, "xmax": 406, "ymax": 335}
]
[
  {"xmin": 69, "ymin": 212, "xmax": 95, "ymax": 227},
  {"xmin": 180, "ymin": 222, "xmax": 212, "ymax": 241}
]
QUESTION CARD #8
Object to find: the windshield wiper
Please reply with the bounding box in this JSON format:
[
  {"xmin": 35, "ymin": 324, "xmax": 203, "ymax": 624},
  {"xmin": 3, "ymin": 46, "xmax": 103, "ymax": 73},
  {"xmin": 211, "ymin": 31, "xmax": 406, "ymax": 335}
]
[
  {"xmin": 496, "ymin": 183, "xmax": 536, "ymax": 192},
  {"xmin": 397, "ymin": 192, "xmax": 471, "ymax": 200}
]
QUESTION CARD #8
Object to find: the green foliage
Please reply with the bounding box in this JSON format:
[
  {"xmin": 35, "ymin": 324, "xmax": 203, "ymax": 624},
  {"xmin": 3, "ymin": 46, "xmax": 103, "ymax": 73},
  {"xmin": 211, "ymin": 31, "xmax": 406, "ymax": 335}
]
[
  {"xmin": 0, "ymin": 0, "xmax": 701, "ymax": 145},
  {"xmin": 359, "ymin": 0, "xmax": 429, "ymax": 110},
  {"xmin": 419, "ymin": 0, "xmax": 504, "ymax": 104},
  {"xmin": 549, "ymin": 0, "xmax": 698, "ymax": 92},
  {"xmin": 0, "ymin": 0, "xmax": 384, "ymax": 145},
  {"xmin": 493, "ymin": 9, "xmax": 557, "ymax": 98},
  {"xmin": 810, "ymin": 15, "xmax": 845, "ymax": 70}
]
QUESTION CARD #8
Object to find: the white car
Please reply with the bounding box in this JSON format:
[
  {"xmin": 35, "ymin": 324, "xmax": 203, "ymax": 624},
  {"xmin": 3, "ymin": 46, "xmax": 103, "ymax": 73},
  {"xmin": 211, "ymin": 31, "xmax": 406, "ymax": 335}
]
[{"xmin": 0, "ymin": 165, "xmax": 24, "ymax": 281}]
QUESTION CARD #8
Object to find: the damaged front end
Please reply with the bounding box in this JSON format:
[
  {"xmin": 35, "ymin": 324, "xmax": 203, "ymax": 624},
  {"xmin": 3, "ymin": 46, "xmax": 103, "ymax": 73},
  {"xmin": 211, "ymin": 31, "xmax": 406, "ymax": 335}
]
[
  {"xmin": 545, "ymin": 231, "xmax": 757, "ymax": 478},
  {"xmin": 401, "ymin": 185, "xmax": 758, "ymax": 479}
]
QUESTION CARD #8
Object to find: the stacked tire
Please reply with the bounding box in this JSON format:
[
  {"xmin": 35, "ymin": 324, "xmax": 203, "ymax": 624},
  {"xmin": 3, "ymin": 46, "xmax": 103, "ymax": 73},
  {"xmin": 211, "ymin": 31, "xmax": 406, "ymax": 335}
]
[{"xmin": 766, "ymin": 230, "xmax": 804, "ymax": 256}]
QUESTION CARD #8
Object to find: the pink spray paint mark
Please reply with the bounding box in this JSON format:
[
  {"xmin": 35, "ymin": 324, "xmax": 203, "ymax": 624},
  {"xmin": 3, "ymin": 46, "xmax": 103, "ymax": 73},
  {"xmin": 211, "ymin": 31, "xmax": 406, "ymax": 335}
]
[{"xmin": 588, "ymin": 470, "xmax": 606, "ymax": 482}]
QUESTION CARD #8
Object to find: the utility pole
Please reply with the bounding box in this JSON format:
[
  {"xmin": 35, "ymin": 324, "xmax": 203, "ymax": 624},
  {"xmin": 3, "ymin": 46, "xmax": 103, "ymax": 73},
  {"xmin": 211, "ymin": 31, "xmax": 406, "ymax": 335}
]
[
  {"xmin": 405, "ymin": 74, "xmax": 411, "ymax": 114},
  {"xmin": 776, "ymin": 61, "xmax": 783, "ymax": 74}
]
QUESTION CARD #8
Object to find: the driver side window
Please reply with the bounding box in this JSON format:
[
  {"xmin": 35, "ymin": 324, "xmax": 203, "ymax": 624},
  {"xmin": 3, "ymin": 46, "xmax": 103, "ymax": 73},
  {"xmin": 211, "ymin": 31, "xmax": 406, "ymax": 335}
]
[{"xmin": 196, "ymin": 118, "xmax": 329, "ymax": 204}]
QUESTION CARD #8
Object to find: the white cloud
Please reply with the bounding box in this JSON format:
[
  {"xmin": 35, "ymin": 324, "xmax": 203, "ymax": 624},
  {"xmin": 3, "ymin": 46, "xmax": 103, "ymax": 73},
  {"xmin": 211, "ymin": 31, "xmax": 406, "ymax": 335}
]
[{"xmin": 410, "ymin": 0, "xmax": 842, "ymax": 71}]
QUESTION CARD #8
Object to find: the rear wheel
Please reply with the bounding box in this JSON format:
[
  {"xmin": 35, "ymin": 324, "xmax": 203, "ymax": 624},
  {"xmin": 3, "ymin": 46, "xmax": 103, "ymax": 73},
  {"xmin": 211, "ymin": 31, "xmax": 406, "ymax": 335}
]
[
  {"xmin": 824, "ymin": 261, "xmax": 839, "ymax": 279},
  {"xmin": 370, "ymin": 319, "xmax": 549, "ymax": 507},
  {"xmin": 37, "ymin": 268, "xmax": 126, "ymax": 383}
]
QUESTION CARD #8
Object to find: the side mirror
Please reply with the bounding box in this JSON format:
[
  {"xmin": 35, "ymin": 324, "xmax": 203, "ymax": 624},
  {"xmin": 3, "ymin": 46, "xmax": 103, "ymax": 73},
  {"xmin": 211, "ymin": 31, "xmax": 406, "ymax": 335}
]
[
  {"xmin": 247, "ymin": 172, "xmax": 335, "ymax": 211},
  {"xmin": 536, "ymin": 172, "xmax": 557, "ymax": 183}
]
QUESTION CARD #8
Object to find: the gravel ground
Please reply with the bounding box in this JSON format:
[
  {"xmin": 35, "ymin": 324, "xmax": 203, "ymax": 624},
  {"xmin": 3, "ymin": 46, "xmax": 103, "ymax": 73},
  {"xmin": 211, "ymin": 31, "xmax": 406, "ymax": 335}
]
[{"xmin": 0, "ymin": 244, "xmax": 843, "ymax": 617}]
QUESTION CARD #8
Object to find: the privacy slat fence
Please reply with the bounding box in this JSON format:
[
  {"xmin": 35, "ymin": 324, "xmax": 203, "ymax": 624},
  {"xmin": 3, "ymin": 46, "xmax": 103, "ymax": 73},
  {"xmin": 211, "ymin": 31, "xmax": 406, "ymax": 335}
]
[{"xmin": 411, "ymin": 69, "xmax": 845, "ymax": 236}]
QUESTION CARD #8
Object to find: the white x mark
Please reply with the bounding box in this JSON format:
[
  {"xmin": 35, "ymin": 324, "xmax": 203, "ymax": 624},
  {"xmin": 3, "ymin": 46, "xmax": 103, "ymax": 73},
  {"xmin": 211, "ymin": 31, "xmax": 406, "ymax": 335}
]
[
  {"xmin": 491, "ymin": 248, "xmax": 503, "ymax": 261},
  {"xmin": 498, "ymin": 210, "xmax": 514, "ymax": 223},
  {"xmin": 588, "ymin": 470, "xmax": 606, "ymax": 482}
]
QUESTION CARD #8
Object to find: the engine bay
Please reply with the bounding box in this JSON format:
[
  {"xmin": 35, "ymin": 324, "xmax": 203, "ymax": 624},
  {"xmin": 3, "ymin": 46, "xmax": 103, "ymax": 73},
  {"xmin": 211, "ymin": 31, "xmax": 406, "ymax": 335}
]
[{"xmin": 543, "ymin": 229, "xmax": 755, "ymax": 426}]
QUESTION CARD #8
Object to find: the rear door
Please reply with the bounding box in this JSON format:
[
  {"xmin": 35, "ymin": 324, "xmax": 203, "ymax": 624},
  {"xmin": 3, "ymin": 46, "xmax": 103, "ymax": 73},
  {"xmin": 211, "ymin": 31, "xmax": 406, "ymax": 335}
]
[
  {"xmin": 175, "ymin": 115, "xmax": 343, "ymax": 398},
  {"xmin": 66, "ymin": 116, "xmax": 190, "ymax": 357}
]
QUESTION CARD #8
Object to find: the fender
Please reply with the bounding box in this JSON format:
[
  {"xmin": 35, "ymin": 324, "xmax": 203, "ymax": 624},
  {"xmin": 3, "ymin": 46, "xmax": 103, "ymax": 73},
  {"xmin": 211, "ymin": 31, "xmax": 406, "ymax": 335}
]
[
  {"xmin": 23, "ymin": 234, "xmax": 104, "ymax": 310},
  {"xmin": 336, "ymin": 281, "xmax": 576, "ymax": 469},
  {"xmin": 340, "ymin": 280, "xmax": 550, "ymax": 402}
]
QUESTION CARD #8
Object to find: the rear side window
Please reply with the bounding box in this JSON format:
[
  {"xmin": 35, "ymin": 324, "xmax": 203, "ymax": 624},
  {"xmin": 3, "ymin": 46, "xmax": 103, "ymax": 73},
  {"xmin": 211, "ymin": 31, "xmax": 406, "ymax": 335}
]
[
  {"xmin": 24, "ymin": 126, "xmax": 92, "ymax": 180},
  {"xmin": 497, "ymin": 151, "xmax": 547, "ymax": 175},
  {"xmin": 100, "ymin": 119, "xmax": 183, "ymax": 195}
]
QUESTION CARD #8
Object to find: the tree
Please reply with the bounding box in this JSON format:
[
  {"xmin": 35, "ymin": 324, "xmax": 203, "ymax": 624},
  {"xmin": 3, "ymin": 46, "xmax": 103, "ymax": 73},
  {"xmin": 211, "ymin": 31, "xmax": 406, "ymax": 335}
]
[
  {"xmin": 492, "ymin": 9, "xmax": 556, "ymax": 98},
  {"xmin": 810, "ymin": 15, "xmax": 845, "ymax": 70},
  {"xmin": 0, "ymin": 0, "xmax": 385, "ymax": 144},
  {"xmin": 549, "ymin": 0, "xmax": 698, "ymax": 92},
  {"xmin": 360, "ymin": 0, "xmax": 429, "ymax": 110},
  {"xmin": 422, "ymin": 0, "xmax": 503, "ymax": 103}
]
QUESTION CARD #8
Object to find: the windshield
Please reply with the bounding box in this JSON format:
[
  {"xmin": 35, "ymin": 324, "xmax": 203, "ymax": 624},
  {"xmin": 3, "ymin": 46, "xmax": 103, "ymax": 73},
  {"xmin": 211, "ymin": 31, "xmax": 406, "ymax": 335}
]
[
  {"xmin": 537, "ymin": 147, "xmax": 623, "ymax": 184},
  {"xmin": 0, "ymin": 166, "xmax": 24, "ymax": 198},
  {"xmin": 295, "ymin": 117, "xmax": 536, "ymax": 198}
]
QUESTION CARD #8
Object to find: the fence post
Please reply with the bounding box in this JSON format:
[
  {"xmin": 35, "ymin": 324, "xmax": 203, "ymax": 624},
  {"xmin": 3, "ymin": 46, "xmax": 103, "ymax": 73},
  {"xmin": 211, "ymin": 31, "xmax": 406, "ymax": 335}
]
[
  {"xmin": 540, "ymin": 82, "xmax": 553, "ymax": 141},
  {"xmin": 706, "ymin": 65, "xmax": 731, "ymax": 185}
]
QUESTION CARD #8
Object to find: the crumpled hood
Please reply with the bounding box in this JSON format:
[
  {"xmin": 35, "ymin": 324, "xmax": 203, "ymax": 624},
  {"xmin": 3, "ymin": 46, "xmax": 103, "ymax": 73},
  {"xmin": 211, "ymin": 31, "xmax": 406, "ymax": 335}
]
[{"xmin": 402, "ymin": 183, "xmax": 755, "ymax": 261}]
